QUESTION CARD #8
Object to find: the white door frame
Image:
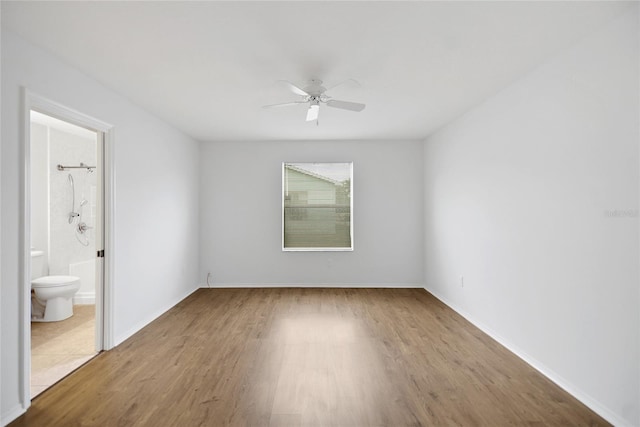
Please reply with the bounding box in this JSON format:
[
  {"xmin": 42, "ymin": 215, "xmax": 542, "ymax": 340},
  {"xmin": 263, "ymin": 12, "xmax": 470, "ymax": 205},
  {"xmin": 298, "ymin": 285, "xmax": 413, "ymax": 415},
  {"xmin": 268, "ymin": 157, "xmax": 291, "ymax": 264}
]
[{"xmin": 20, "ymin": 89, "xmax": 115, "ymax": 410}]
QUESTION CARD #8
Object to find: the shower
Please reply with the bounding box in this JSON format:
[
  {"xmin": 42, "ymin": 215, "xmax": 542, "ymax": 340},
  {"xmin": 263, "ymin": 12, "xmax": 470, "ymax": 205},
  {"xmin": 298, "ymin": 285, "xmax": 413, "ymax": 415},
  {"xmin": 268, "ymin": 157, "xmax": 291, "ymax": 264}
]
[
  {"xmin": 62, "ymin": 163, "xmax": 95, "ymax": 246},
  {"xmin": 67, "ymin": 174, "xmax": 78, "ymax": 224}
]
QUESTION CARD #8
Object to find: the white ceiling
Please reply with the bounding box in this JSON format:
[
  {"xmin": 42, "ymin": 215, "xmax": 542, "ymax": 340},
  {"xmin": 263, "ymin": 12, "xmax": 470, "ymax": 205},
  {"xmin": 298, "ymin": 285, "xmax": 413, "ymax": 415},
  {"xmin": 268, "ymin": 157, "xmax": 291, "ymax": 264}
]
[
  {"xmin": 1, "ymin": 1, "xmax": 631, "ymax": 141},
  {"xmin": 31, "ymin": 110, "xmax": 97, "ymax": 140}
]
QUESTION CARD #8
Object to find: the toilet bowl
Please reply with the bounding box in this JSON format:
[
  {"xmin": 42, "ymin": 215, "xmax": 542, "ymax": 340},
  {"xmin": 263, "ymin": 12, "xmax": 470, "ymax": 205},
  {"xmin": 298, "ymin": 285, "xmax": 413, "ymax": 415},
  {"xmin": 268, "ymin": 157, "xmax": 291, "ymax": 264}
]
[
  {"xmin": 32, "ymin": 276, "xmax": 81, "ymax": 322},
  {"xmin": 31, "ymin": 250, "xmax": 81, "ymax": 322}
]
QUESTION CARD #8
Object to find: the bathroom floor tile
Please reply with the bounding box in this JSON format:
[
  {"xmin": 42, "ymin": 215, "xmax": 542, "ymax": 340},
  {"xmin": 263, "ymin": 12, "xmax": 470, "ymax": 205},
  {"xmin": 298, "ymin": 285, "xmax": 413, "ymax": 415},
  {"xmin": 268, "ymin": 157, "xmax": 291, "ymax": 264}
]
[
  {"xmin": 32, "ymin": 327, "xmax": 95, "ymax": 355},
  {"xmin": 31, "ymin": 353, "xmax": 71, "ymax": 372},
  {"xmin": 32, "ymin": 354, "xmax": 96, "ymax": 391},
  {"xmin": 31, "ymin": 304, "xmax": 97, "ymax": 399},
  {"xmin": 30, "ymin": 385, "xmax": 48, "ymax": 398}
]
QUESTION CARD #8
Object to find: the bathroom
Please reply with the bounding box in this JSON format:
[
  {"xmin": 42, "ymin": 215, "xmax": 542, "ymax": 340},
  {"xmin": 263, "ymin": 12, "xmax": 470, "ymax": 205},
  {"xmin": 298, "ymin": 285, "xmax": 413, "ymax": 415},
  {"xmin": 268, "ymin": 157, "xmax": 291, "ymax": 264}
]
[{"xmin": 29, "ymin": 110, "xmax": 100, "ymax": 398}]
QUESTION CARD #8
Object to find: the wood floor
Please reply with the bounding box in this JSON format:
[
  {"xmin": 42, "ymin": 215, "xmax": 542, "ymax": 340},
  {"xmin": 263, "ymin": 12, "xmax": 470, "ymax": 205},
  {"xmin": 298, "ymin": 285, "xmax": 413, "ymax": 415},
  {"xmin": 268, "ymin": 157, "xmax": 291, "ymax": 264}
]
[{"xmin": 11, "ymin": 288, "xmax": 608, "ymax": 426}]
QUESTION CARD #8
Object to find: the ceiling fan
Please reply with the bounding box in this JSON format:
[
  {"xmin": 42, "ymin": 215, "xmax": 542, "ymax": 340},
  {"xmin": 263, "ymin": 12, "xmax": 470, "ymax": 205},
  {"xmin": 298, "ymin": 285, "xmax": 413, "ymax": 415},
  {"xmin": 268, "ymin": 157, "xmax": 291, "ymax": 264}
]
[{"xmin": 263, "ymin": 79, "xmax": 365, "ymax": 124}]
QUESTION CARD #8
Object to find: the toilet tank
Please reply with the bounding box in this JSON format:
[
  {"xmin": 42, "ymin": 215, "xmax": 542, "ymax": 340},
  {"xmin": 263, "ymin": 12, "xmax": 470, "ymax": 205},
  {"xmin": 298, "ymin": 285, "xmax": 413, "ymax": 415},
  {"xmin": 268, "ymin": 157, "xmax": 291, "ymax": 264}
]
[{"xmin": 31, "ymin": 250, "xmax": 44, "ymax": 280}]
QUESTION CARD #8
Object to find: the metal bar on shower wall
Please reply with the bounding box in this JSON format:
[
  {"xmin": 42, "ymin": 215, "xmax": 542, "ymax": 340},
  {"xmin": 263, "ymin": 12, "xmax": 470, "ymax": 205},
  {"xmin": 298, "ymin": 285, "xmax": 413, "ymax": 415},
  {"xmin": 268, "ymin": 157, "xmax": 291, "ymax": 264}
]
[{"xmin": 57, "ymin": 162, "xmax": 96, "ymax": 171}]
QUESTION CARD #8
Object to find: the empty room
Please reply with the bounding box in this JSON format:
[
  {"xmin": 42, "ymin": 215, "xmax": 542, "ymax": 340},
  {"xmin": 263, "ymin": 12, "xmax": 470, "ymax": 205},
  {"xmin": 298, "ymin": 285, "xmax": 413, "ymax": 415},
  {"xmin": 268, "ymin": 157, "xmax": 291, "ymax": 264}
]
[{"xmin": 1, "ymin": 1, "xmax": 638, "ymax": 426}]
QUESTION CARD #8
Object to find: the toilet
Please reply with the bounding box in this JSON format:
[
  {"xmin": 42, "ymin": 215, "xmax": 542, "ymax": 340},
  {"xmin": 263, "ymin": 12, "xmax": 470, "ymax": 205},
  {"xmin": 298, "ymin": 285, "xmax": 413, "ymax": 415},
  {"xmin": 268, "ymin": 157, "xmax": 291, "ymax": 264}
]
[{"xmin": 31, "ymin": 250, "xmax": 81, "ymax": 322}]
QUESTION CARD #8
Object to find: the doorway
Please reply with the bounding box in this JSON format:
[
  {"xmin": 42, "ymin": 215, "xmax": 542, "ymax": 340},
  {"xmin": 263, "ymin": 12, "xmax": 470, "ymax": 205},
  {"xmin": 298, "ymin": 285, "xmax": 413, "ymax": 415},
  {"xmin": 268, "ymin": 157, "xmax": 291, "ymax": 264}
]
[
  {"xmin": 29, "ymin": 110, "xmax": 101, "ymax": 397},
  {"xmin": 22, "ymin": 92, "xmax": 114, "ymax": 406}
]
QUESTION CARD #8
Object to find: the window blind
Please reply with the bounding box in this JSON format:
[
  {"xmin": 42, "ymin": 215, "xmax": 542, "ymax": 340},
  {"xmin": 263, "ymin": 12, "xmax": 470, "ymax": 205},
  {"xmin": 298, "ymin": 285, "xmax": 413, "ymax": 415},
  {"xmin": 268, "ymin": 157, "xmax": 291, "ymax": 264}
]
[{"xmin": 283, "ymin": 163, "xmax": 353, "ymax": 251}]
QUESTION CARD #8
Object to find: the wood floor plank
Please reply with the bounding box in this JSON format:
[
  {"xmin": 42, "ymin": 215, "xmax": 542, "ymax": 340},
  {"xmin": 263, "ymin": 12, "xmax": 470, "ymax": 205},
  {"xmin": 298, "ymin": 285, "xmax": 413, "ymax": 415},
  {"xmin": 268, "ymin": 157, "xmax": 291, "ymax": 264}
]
[{"xmin": 10, "ymin": 288, "xmax": 609, "ymax": 426}]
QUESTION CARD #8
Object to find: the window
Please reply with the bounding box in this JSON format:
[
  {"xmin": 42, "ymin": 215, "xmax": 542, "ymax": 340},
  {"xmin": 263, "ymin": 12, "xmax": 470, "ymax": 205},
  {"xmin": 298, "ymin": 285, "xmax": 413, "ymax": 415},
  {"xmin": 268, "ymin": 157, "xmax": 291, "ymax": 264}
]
[{"xmin": 282, "ymin": 162, "xmax": 353, "ymax": 251}]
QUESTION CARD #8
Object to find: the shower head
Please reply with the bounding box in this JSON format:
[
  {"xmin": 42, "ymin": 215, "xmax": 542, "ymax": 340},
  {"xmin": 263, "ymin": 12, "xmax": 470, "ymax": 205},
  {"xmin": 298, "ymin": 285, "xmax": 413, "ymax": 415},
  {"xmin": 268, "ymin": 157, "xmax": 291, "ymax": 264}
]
[
  {"xmin": 80, "ymin": 199, "xmax": 88, "ymax": 207},
  {"xmin": 82, "ymin": 163, "xmax": 95, "ymax": 173}
]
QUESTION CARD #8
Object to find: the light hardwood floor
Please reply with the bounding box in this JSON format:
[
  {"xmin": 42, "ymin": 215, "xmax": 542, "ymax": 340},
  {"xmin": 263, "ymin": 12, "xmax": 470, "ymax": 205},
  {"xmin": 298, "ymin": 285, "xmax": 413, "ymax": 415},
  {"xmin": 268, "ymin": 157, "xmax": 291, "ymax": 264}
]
[{"xmin": 11, "ymin": 288, "xmax": 608, "ymax": 426}]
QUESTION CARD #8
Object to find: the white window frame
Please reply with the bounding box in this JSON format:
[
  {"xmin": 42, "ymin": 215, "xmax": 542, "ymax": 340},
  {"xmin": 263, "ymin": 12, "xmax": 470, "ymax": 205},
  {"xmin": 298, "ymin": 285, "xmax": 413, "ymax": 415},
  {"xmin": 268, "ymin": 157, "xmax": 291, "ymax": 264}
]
[{"xmin": 282, "ymin": 162, "xmax": 353, "ymax": 252}]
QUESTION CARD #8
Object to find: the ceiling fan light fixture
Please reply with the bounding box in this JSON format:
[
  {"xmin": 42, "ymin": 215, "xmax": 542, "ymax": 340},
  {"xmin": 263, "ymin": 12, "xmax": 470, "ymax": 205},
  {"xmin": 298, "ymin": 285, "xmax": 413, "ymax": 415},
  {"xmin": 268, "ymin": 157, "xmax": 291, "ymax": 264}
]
[{"xmin": 306, "ymin": 100, "xmax": 320, "ymax": 122}]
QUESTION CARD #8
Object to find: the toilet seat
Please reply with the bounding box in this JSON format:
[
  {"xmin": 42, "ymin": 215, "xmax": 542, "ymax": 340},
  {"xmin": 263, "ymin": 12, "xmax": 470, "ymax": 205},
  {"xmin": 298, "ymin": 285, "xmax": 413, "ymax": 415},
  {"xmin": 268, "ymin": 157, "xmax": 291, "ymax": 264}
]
[
  {"xmin": 31, "ymin": 275, "xmax": 81, "ymax": 322},
  {"xmin": 32, "ymin": 275, "xmax": 80, "ymax": 288}
]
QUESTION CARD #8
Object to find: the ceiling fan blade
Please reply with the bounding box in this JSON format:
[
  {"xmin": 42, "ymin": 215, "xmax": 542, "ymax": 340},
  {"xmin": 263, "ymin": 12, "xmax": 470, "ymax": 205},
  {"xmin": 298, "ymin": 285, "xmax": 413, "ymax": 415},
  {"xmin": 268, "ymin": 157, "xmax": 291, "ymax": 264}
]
[
  {"xmin": 325, "ymin": 79, "xmax": 361, "ymax": 92},
  {"xmin": 326, "ymin": 99, "xmax": 366, "ymax": 112},
  {"xmin": 278, "ymin": 80, "xmax": 309, "ymax": 96},
  {"xmin": 306, "ymin": 104, "xmax": 319, "ymax": 122},
  {"xmin": 263, "ymin": 101, "xmax": 307, "ymax": 109}
]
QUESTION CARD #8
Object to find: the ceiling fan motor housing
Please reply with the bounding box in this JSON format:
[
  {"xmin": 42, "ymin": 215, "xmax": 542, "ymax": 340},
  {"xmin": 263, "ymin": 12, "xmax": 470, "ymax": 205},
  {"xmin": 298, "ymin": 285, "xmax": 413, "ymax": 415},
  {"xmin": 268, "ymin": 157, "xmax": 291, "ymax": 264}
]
[{"xmin": 304, "ymin": 79, "xmax": 326, "ymax": 96}]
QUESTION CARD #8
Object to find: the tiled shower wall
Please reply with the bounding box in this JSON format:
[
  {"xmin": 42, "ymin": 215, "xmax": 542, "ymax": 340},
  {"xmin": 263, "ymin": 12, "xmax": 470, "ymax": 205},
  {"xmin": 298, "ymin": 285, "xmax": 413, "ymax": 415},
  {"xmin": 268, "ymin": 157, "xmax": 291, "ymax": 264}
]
[{"xmin": 31, "ymin": 122, "xmax": 96, "ymax": 298}]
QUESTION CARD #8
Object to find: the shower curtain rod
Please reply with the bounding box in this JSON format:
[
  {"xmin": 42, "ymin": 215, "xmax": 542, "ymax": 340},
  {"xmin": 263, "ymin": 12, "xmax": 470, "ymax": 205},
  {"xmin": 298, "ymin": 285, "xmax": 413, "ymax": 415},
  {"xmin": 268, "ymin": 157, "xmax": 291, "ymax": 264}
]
[{"xmin": 57, "ymin": 162, "xmax": 95, "ymax": 171}]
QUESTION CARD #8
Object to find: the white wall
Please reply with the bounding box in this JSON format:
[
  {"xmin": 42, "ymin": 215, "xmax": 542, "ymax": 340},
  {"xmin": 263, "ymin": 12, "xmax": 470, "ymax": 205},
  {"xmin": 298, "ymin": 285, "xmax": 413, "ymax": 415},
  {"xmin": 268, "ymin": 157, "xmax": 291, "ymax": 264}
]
[
  {"xmin": 423, "ymin": 8, "xmax": 639, "ymax": 426},
  {"xmin": 1, "ymin": 30, "xmax": 200, "ymax": 424},
  {"xmin": 30, "ymin": 123, "xmax": 48, "ymax": 265},
  {"xmin": 200, "ymin": 140, "xmax": 424, "ymax": 287}
]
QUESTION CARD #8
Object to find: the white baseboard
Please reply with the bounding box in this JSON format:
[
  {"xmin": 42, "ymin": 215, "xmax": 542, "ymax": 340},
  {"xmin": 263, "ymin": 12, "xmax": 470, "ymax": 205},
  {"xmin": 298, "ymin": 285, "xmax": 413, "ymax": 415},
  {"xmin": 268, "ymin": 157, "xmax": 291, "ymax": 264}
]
[
  {"xmin": 114, "ymin": 286, "xmax": 199, "ymax": 347},
  {"xmin": 2, "ymin": 404, "xmax": 26, "ymax": 427},
  {"xmin": 423, "ymin": 286, "xmax": 630, "ymax": 427},
  {"xmin": 73, "ymin": 292, "xmax": 95, "ymax": 305},
  {"xmin": 199, "ymin": 282, "xmax": 424, "ymax": 289}
]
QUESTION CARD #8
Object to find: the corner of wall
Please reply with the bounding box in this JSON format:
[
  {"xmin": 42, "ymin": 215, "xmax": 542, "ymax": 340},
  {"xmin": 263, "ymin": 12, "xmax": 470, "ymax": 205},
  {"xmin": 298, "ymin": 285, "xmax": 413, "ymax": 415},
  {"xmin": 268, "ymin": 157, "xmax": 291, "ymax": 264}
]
[{"xmin": 422, "ymin": 285, "xmax": 632, "ymax": 426}]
